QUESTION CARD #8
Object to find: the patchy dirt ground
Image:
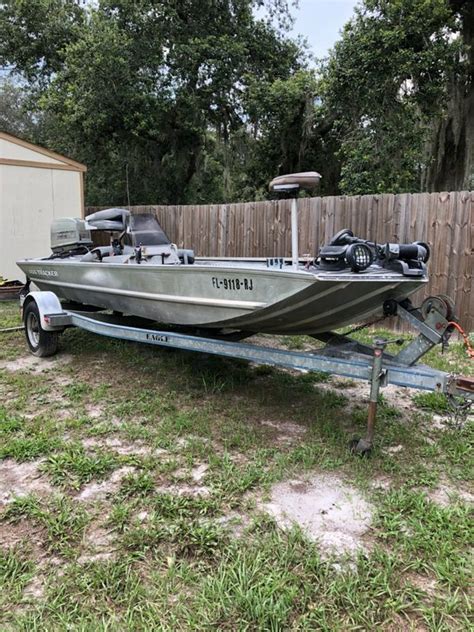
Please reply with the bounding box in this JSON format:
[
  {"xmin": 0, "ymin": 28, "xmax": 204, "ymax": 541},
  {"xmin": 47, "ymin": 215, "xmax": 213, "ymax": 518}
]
[
  {"xmin": 0, "ymin": 460, "xmax": 53, "ymax": 506},
  {"xmin": 0, "ymin": 353, "xmax": 73, "ymax": 373},
  {"xmin": 262, "ymin": 473, "xmax": 373, "ymax": 556},
  {"xmin": 427, "ymin": 479, "xmax": 474, "ymax": 507},
  {"xmin": 81, "ymin": 436, "xmax": 166, "ymax": 457},
  {"xmin": 76, "ymin": 466, "xmax": 137, "ymax": 502},
  {"xmin": 0, "ymin": 303, "xmax": 472, "ymax": 630}
]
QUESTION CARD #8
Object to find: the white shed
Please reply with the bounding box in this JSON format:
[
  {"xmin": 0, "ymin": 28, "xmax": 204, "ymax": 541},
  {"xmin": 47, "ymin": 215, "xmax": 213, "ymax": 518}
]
[{"xmin": 0, "ymin": 131, "xmax": 86, "ymax": 281}]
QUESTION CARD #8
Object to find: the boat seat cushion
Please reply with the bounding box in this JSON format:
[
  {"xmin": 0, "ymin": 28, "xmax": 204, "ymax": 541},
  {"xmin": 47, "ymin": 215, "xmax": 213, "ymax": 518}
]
[
  {"xmin": 269, "ymin": 171, "xmax": 321, "ymax": 192},
  {"xmin": 85, "ymin": 208, "xmax": 130, "ymax": 231}
]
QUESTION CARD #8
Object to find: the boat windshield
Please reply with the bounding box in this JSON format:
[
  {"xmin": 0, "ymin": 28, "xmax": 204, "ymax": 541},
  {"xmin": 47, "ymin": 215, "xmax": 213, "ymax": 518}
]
[{"xmin": 128, "ymin": 214, "xmax": 170, "ymax": 246}]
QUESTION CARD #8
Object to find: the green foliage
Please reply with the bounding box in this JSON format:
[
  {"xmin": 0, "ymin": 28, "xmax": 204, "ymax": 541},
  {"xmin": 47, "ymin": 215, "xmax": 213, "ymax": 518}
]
[
  {"xmin": 0, "ymin": 546, "xmax": 35, "ymax": 608},
  {"xmin": 321, "ymin": 0, "xmax": 466, "ymax": 194},
  {"xmin": 42, "ymin": 443, "xmax": 120, "ymax": 489},
  {"xmin": 2, "ymin": 494, "xmax": 89, "ymax": 556},
  {"xmin": 0, "ymin": 79, "xmax": 38, "ymax": 138},
  {"xmin": 241, "ymin": 70, "xmax": 325, "ymax": 198},
  {"xmin": 0, "ymin": 406, "xmax": 64, "ymax": 460},
  {"xmin": 0, "ymin": 0, "xmax": 84, "ymax": 81},
  {"xmin": 377, "ymin": 487, "xmax": 473, "ymax": 587},
  {"xmin": 413, "ymin": 391, "xmax": 451, "ymax": 413},
  {"xmin": 0, "ymin": 0, "xmax": 471, "ymax": 202},
  {"xmin": 119, "ymin": 471, "xmax": 155, "ymax": 498},
  {"xmin": 1, "ymin": 0, "xmax": 314, "ymax": 205}
]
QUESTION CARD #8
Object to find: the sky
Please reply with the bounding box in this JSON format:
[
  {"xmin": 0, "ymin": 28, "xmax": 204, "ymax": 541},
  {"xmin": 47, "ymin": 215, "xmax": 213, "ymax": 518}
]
[{"xmin": 290, "ymin": 0, "xmax": 359, "ymax": 59}]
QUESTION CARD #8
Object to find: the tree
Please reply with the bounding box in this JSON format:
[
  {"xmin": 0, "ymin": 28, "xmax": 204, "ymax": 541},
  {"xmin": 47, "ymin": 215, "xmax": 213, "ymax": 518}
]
[
  {"xmin": 321, "ymin": 0, "xmax": 469, "ymax": 194},
  {"xmin": 242, "ymin": 70, "xmax": 323, "ymax": 198},
  {"xmin": 0, "ymin": 77, "xmax": 38, "ymax": 138},
  {"xmin": 1, "ymin": 0, "xmax": 312, "ymax": 205},
  {"xmin": 0, "ymin": 0, "xmax": 84, "ymax": 83},
  {"xmin": 423, "ymin": 0, "xmax": 474, "ymax": 191},
  {"xmin": 4, "ymin": 0, "xmax": 467, "ymax": 202}
]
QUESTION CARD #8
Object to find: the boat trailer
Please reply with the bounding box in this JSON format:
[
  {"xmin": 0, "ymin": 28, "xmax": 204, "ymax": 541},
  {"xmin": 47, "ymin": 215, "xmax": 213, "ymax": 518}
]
[{"xmin": 20, "ymin": 290, "xmax": 473, "ymax": 456}]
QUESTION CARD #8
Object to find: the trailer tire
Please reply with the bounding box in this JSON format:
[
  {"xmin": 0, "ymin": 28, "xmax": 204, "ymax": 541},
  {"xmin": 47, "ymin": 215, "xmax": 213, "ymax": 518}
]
[{"xmin": 23, "ymin": 301, "xmax": 59, "ymax": 357}]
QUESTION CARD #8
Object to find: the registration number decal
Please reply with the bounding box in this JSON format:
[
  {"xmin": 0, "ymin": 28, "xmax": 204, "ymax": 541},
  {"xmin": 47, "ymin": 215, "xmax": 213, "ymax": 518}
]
[
  {"xmin": 211, "ymin": 277, "xmax": 254, "ymax": 291},
  {"xmin": 31, "ymin": 269, "xmax": 58, "ymax": 277}
]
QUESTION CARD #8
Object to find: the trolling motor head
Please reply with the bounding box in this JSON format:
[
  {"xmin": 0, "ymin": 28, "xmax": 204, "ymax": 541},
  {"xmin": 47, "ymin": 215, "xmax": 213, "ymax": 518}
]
[
  {"xmin": 269, "ymin": 172, "xmax": 322, "ymax": 195},
  {"xmin": 384, "ymin": 242, "xmax": 429, "ymax": 262}
]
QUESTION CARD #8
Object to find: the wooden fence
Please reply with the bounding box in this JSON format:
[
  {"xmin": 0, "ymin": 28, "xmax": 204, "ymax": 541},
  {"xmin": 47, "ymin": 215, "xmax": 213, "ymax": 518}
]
[{"xmin": 86, "ymin": 191, "xmax": 474, "ymax": 331}]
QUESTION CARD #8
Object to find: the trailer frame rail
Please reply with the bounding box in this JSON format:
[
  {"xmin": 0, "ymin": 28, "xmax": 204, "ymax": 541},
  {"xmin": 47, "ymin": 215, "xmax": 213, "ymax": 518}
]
[{"xmin": 21, "ymin": 290, "xmax": 473, "ymax": 457}]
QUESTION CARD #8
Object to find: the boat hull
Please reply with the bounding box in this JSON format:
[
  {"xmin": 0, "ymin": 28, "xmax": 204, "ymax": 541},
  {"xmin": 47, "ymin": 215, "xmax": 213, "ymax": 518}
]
[{"xmin": 17, "ymin": 258, "xmax": 426, "ymax": 334}]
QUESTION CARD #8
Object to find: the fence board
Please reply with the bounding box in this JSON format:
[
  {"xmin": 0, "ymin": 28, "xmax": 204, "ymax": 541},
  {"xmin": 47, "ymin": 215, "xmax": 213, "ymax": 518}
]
[{"xmin": 86, "ymin": 190, "xmax": 474, "ymax": 331}]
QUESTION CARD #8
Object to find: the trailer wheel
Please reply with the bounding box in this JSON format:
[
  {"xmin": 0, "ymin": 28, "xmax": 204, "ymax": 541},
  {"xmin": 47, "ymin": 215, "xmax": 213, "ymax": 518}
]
[{"xmin": 23, "ymin": 301, "xmax": 59, "ymax": 357}]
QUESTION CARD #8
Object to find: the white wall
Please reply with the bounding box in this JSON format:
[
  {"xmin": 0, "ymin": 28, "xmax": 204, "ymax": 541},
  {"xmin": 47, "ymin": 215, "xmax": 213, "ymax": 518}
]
[
  {"xmin": 0, "ymin": 163, "xmax": 83, "ymax": 281},
  {"xmin": 0, "ymin": 138, "xmax": 64, "ymax": 164}
]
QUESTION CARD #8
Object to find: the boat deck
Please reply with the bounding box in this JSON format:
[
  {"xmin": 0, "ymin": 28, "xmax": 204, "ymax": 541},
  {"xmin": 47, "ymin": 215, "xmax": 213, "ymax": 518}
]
[{"xmin": 194, "ymin": 258, "xmax": 426, "ymax": 283}]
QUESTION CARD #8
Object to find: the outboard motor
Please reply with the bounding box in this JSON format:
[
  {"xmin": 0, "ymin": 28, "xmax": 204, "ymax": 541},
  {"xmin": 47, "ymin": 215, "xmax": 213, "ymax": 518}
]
[{"xmin": 51, "ymin": 218, "xmax": 93, "ymax": 254}]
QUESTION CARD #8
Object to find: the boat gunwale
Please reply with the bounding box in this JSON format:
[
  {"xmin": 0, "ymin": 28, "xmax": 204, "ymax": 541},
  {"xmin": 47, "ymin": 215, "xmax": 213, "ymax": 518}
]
[{"xmin": 17, "ymin": 258, "xmax": 429, "ymax": 284}]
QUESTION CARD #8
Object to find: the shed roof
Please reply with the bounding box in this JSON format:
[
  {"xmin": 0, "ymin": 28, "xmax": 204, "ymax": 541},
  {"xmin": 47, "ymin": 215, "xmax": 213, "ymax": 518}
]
[{"xmin": 0, "ymin": 131, "xmax": 87, "ymax": 173}]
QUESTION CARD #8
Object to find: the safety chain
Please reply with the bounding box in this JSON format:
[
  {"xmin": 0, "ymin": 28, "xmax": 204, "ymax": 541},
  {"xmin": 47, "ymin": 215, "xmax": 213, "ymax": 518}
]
[
  {"xmin": 445, "ymin": 323, "xmax": 473, "ymax": 427},
  {"xmin": 447, "ymin": 321, "xmax": 474, "ymax": 359},
  {"xmin": 340, "ymin": 314, "xmax": 389, "ymax": 337},
  {"xmin": 446, "ymin": 393, "xmax": 473, "ymax": 429}
]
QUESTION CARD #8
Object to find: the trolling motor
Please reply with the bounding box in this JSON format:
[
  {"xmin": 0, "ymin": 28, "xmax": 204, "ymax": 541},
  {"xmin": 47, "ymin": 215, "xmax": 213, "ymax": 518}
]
[
  {"xmin": 382, "ymin": 241, "xmax": 429, "ymax": 275},
  {"xmin": 317, "ymin": 229, "xmax": 430, "ymax": 276}
]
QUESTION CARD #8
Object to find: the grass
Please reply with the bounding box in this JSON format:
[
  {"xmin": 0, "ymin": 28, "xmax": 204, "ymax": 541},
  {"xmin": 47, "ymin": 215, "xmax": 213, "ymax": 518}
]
[
  {"xmin": 0, "ymin": 300, "xmax": 472, "ymax": 629},
  {"xmin": 413, "ymin": 391, "xmax": 452, "ymax": 413},
  {"xmin": 119, "ymin": 471, "xmax": 156, "ymax": 498},
  {"xmin": 0, "ymin": 547, "xmax": 35, "ymax": 609},
  {"xmin": 377, "ymin": 488, "xmax": 473, "ymax": 589},
  {"xmin": 2, "ymin": 494, "xmax": 90, "ymax": 557},
  {"xmin": 0, "ymin": 301, "xmax": 22, "ymax": 330},
  {"xmin": 0, "ymin": 406, "xmax": 65, "ymax": 461}
]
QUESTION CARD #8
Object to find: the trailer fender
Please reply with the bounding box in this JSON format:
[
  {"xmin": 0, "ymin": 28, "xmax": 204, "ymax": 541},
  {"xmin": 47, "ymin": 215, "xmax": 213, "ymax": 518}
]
[{"xmin": 22, "ymin": 291, "xmax": 64, "ymax": 331}]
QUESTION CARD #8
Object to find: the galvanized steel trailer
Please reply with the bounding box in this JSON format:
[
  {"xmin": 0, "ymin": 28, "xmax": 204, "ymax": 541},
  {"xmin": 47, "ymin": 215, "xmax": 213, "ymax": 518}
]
[{"xmin": 21, "ymin": 290, "xmax": 473, "ymax": 456}]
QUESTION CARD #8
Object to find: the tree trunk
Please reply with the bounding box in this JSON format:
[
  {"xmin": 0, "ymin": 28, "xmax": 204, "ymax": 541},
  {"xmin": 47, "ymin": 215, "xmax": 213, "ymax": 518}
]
[{"xmin": 423, "ymin": 1, "xmax": 473, "ymax": 191}]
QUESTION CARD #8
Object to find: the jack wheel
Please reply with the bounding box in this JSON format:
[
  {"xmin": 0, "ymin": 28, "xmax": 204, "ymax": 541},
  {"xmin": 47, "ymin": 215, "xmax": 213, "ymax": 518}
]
[
  {"xmin": 23, "ymin": 301, "xmax": 59, "ymax": 357},
  {"xmin": 349, "ymin": 437, "xmax": 373, "ymax": 457}
]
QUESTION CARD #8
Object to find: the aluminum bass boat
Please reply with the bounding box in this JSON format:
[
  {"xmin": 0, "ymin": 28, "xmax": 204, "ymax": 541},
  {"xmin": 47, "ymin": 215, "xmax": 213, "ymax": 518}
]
[{"xmin": 17, "ymin": 173, "xmax": 429, "ymax": 335}]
